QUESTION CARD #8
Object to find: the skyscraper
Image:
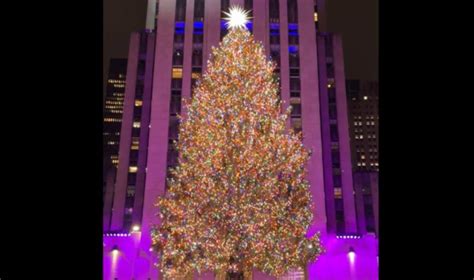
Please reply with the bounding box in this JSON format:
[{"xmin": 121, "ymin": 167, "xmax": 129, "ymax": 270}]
[
  {"xmin": 103, "ymin": 58, "xmax": 127, "ymax": 171},
  {"xmin": 103, "ymin": 1, "xmax": 378, "ymax": 279},
  {"xmin": 346, "ymin": 79, "xmax": 379, "ymax": 172},
  {"xmin": 346, "ymin": 79, "xmax": 379, "ymax": 247}
]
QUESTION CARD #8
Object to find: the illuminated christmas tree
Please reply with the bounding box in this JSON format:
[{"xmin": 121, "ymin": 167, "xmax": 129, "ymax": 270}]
[{"xmin": 151, "ymin": 6, "xmax": 323, "ymax": 279}]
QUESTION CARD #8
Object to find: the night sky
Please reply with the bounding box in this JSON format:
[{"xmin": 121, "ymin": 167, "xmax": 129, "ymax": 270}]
[{"xmin": 103, "ymin": 0, "xmax": 378, "ymax": 86}]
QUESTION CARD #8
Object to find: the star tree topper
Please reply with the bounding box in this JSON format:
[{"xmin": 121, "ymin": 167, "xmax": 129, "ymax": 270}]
[{"xmin": 223, "ymin": 6, "xmax": 251, "ymax": 29}]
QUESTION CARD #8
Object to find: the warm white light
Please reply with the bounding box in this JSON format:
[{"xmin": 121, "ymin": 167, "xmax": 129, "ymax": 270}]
[
  {"xmin": 223, "ymin": 6, "xmax": 251, "ymax": 29},
  {"xmin": 112, "ymin": 245, "xmax": 119, "ymax": 254},
  {"xmin": 348, "ymin": 247, "xmax": 355, "ymax": 263},
  {"xmin": 132, "ymin": 225, "xmax": 140, "ymax": 232},
  {"xmin": 363, "ymin": 96, "xmax": 368, "ymax": 100}
]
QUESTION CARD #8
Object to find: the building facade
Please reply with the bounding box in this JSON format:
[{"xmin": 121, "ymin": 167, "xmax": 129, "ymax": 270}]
[
  {"xmin": 103, "ymin": 1, "xmax": 378, "ymax": 279},
  {"xmin": 346, "ymin": 79, "xmax": 379, "ymax": 172},
  {"xmin": 103, "ymin": 58, "xmax": 127, "ymax": 172}
]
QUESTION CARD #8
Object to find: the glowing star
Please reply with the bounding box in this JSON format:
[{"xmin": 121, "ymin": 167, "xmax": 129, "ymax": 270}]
[{"xmin": 223, "ymin": 6, "xmax": 251, "ymax": 29}]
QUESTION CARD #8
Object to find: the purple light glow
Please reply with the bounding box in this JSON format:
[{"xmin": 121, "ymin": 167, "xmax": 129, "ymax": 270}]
[{"xmin": 103, "ymin": 234, "xmax": 378, "ymax": 279}]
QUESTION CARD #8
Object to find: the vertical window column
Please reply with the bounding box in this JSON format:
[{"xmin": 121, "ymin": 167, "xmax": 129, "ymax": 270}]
[{"xmin": 287, "ymin": 0, "xmax": 300, "ymax": 134}]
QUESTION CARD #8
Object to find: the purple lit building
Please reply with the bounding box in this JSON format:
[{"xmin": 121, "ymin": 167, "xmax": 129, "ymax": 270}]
[{"xmin": 103, "ymin": 0, "xmax": 378, "ymax": 279}]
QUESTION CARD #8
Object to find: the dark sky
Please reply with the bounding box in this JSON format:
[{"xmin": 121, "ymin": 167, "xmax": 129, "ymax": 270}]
[{"xmin": 103, "ymin": 0, "xmax": 378, "ymax": 86}]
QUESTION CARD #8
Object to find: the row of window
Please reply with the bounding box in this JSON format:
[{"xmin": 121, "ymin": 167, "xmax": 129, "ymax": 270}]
[
  {"xmin": 106, "ymin": 100, "xmax": 123, "ymax": 105},
  {"xmin": 106, "ymin": 109, "xmax": 123, "ymax": 114},
  {"xmin": 354, "ymin": 121, "xmax": 377, "ymax": 126},
  {"xmin": 359, "ymin": 155, "xmax": 378, "ymax": 159},
  {"xmin": 124, "ymin": 51, "xmax": 145, "ymax": 224},
  {"xmin": 353, "ymin": 115, "xmax": 377, "ymax": 120},
  {"xmin": 105, "ymin": 105, "xmax": 123, "ymax": 109},
  {"xmin": 104, "ymin": 118, "xmax": 121, "ymax": 122},
  {"xmin": 107, "ymin": 79, "xmax": 125, "ymax": 84},
  {"xmin": 354, "ymin": 135, "xmax": 377, "ymax": 140},
  {"xmin": 357, "ymin": 162, "xmax": 379, "ymax": 167}
]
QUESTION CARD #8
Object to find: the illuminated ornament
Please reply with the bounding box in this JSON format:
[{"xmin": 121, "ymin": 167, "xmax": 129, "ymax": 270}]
[{"xmin": 223, "ymin": 6, "xmax": 251, "ymax": 29}]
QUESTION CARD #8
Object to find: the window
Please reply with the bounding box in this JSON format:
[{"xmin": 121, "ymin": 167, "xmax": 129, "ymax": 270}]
[
  {"xmin": 175, "ymin": 0, "xmax": 186, "ymax": 21},
  {"xmin": 245, "ymin": 0, "xmax": 253, "ymax": 17},
  {"xmin": 327, "ymin": 78, "xmax": 335, "ymax": 88},
  {"xmin": 291, "ymin": 117, "xmax": 302, "ymax": 133},
  {"xmin": 133, "ymin": 122, "xmax": 141, "ymax": 128},
  {"xmin": 289, "ymin": 53, "xmax": 299, "ymax": 67},
  {"xmin": 167, "ymin": 146, "xmax": 179, "ymax": 167},
  {"xmin": 290, "ymin": 77, "xmax": 300, "ymax": 91},
  {"xmin": 129, "ymin": 166, "xmax": 138, "ymax": 173},
  {"xmin": 331, "ymin": 150, "xmax": 340, "ymax": 168},
  {"xmin": 333, "ymin": 174, "xmax": 341, "ymax": 187},
  {"xmin": 127, "ymin": 185, "xmax": 136, "ymax": 196},
  {"xmin": 194, "ymin": 0, "xmax": 204, "ymax": 20},
  {"xmin": 170, "ymin": 93, "xmax": 181, "ymax": 115},
  {"xmin": 287, "ymin": 0, "xmax": 298, "ymax": 23},
  {"xmin": 172, "ymin": 50, "xmax": 184, "ymax": 66},
  {"xmin": 131, "ymin": 137, "xmax": 139, "ymax": 150},
  {"xmin": 289, "ymin": 34, "xmax": 299, "ymax": 45},
  {"xmin": 326, "ymin": 63, "xmax": 334, "ymax": 78},
  {"xmin": 172, "ymin": 68, "xmax": 183, "ymax": 78},
  {"xmin": 269, "ymin": 0, "xmax": 279, "ymax": 22},
  {"xmin": 290, "ymin": 91, "xmax": 300, "ymax": 98},
  {"xmin": 330, "ymin": 124, "xmax": 339, "ymax": 142},
  {"xmin": 135, "ymin": 100, "xmax": 143, "ymax": 107},
  {"xmin": 270, "ymin": 31, "xmax": 280, "ymax": 45},
  {"xmin": 290, "ymin": 68, "xmax": 299, "ymax": 77},
  {"xmin": 334, "ymin": 187, "xmax": 342, "ymax": 199},
  {"xmin": 127, "ymin": 172, "xmax": 137, "ymax": 185},
  {"xmin": 291, "ymin": 103, "xmax": 301, "ymax": 117},
  {"xmin": 171, "ymin": 78, "xmax": 182, "ymax": 89},
  {"xmin": 328, "ymin": 88, "xmax": 336, "ymax": 103},
  {"xmin": 168, "ymin": 117, "xmax": 179, "ymax": 140},
  {"xmin": 329, "ymin": 104, "xmax": 337, "ymax": 120},
  {"xmin": 192, "ymin": 49, "xmax": 203, "ymax": 66}
]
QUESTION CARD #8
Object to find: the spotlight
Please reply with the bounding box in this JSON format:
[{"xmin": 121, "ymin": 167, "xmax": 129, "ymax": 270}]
[
  {"xmin": 132, "ymin": 225, "xmax": 141, "ymax": 232},
  {"xmin": 348, "ymin": 247, "xmax": 355, "ymax": 257},
  {"xmin": 112, "ymin": 245, "xmax": 119, "ymax": 253}
]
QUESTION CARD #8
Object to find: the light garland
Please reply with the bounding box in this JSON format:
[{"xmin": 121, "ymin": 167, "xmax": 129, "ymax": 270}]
[{"xmin": 151, "ymin": 11, "xmax": 323, "ymax": 279}]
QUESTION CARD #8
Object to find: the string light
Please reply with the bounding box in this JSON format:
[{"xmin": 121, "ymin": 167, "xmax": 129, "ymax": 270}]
[{"xmin": 151, "ymin": 12, "xmax": 322, "ymax": 279}]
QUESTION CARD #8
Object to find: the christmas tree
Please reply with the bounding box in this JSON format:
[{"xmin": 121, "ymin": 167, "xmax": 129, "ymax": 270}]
[{"xmin": 151, "ymin": 6, "xmax": 323, "ymax": 279}]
